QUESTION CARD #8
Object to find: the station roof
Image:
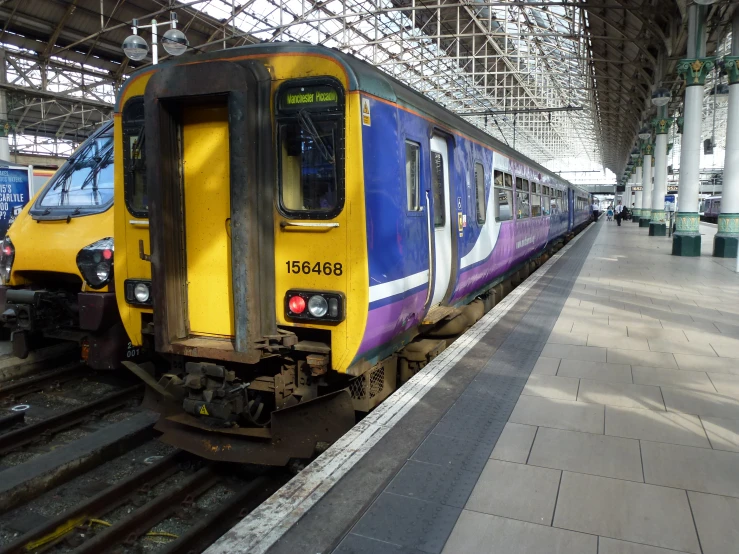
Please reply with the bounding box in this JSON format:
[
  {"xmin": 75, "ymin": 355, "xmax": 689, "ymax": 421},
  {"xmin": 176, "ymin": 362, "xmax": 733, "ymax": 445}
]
[{"xmin": 0, "ymin": 0, "xmax": 736, "ymax": 180}]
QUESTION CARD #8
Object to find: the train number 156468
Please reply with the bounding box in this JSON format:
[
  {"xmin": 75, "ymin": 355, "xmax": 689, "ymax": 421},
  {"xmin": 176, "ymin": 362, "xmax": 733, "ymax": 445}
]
[{"xmin": 285, "ymin": 261, "xmax": 343, "ymax": 276}]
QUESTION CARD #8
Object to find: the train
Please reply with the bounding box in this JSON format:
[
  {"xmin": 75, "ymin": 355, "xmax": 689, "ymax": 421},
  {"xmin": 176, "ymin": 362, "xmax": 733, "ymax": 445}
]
[
  {"xmin": 0, "ymin": 120, "xmax": 129, "ymax": 368},
  {"xmin": 111, "ymin": 43, "xmax": 592, "ymax": 466},
  {"xmin": 700, "ymin": 196, "xmax": 720, "ymax": 223}
]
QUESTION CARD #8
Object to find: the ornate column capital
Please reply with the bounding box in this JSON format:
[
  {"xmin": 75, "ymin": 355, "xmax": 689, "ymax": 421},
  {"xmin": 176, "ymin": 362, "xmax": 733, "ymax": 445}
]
[
  {"xmin": 641, "ymin": 142, "xmax": 654, "ymax": 156},
  {"xmin": 635, "ymin": 156, "xmax": 643, "ymax": 168},
  {"xmin": 651, "ymin": 117, "xmax": 674, "ymax": 135},
  {"xmin": 725, "ymin": 56, "xmax": 739, "ymax": 86},
  {"xmin": 677, "ymin": 57, "xmax": 715, "ymax": 86}
]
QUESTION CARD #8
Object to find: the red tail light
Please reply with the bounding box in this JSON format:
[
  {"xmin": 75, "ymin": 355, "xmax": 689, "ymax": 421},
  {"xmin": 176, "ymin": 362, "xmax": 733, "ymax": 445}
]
[{"xmin": 288, "ymin": 295, "xmax": 306, "ymax": 314}]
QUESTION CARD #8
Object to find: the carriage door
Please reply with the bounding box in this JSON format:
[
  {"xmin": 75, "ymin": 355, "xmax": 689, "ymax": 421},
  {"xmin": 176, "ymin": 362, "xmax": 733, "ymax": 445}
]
[
  {"xmin": 430, "ymin": 135, "xmax": 452, "ymax": 306},
  {"xmin": 182, "ymin": 102, "xmax": 234, "ymax": 337}
]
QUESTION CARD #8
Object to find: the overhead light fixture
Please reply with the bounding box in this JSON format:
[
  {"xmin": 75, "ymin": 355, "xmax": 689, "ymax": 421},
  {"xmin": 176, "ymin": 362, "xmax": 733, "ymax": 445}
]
[
  {"xmin": 122, "ymin": 12, "xmax": 188, "ymax": 64},
  {"xmin": 122, "ymin": 20, "xmax": 149, "ymax": 61},
  {"xmin": 652, "ymin": 88, "xmax": 671, "ymax": 107},
  {"xmin": 639, "ymin": 127, "xmax": 651, "ymax": 141},
  {"xmin": 692, "ymin": 0, "xmax": 718, "ymax": 4},
  {"xmin": 631, "ymin": 147, "xmax": 640, "ymax": 160}
]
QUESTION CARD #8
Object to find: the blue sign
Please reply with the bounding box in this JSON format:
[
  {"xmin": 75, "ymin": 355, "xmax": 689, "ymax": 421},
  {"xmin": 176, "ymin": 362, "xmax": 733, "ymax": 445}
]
[
  {"xmin": 0, "ymin": 168, "xmax": 29, "ymax": 238},
  {"xmin": 664, "ymin": 195, "xmax": 676, "ymax": 203}
]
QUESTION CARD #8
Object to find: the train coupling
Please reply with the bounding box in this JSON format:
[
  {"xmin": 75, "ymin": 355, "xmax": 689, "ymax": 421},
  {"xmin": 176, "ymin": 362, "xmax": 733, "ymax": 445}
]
[{"xmin": 181, "ymin": 362, "xmax": 250, "ymax": 423}]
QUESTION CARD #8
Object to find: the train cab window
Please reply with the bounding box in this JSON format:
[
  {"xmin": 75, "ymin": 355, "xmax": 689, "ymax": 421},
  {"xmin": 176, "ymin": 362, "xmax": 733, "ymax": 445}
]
[
  {"xmin": 493, "ymin": 170, "xmax": 513, "ymax": 222},
  {"xmin": 475, "ymin": 162, "xmax": 486, "ymax": 224},
  {"xmin": 36, "ymin": 123, "xmax": 114, "ymax": 212},
  {"xmin": 276, "ymin": 80, "xmax": 345, "ymax": 219},
  {"xmin": 431, "ymin": 151, "xmax": 445, "ymax": 227},
  {"xmin": 122, "ymin": 98, "xmax": 147, "ymax": 217},
  {"xmin": 405, "ymin": 141, "xmax": 421, "ymax": 211},
  {"xmin": 515, "ymin": 177, "xmax": 530, "ymax": 219}
]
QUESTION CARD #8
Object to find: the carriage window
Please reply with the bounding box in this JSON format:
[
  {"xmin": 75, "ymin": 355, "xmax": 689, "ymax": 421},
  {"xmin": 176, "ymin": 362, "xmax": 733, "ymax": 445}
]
[
  {"xmin": 531, "ymin": 194, "xmax": 541, "ymax": 217},
  {"xmin": 123, "ymin": 98, "xmax": 147, "ymax": 216},
  {"xmin": 531, "ymin": 182, "xmax": 538, "ymax": 194},
  {"xmin": 517, "ymin": 190, "xmax": 530, "ymax": 219},
  {"xmin": 542, "ymin": 195, "xmax": 549, "ymax": 216},
  {"xmin": 277, "ymin": 81, "xmax": 345, "ymax": 218},
  {"xmin": 494, "ymin": 170, "xmax": 513, "ymax": 222},
  {"xmin": 431, "ymin": 151, "xmax": 445, "ymax": 227},
  {"xmin": 516, "ymin": 177, "xmax": 529, "ymax": 191},
  {"xmin": 39, "ymin": 125, "xmax": 114, "ymax": 209},
  {"xmin": 475, "ymin": 162, "xmax": 486, "ymax": 224},
  {"xmin": 405, "ymin": 141, "xmax": 421, "ymax": 211}
]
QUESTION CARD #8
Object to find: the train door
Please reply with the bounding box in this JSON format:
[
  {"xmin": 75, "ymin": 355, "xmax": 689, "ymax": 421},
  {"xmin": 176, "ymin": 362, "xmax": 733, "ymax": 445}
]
[
  {"xmin": 181, "ymin": 103, "xmax": 234, "ymax": 337},
  {"xmin": 430, "ymin": 135, "xmax": 452, "ymax": 306},
  {"xmin": 568, "ymin": 188, "xmax": 574, "ymax": 228}
]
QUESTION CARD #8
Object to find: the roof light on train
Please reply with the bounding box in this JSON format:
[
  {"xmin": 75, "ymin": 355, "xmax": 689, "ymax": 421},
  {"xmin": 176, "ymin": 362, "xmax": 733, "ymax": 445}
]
[
  {"xmin": 288, "ymin": 295, "xmax": 306, "ymax": 315},
  {"xmin": 308, "ymin": 295, "xmax": 329, "ymax": 318}
]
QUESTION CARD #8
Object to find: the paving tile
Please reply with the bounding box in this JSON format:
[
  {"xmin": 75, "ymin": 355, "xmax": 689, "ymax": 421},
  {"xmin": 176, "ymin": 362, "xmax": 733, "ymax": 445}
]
[
  {"xmin": 441, "ymin": 511, "xmax": 597, "ymax": 554},
  {"xmin": 632, "ymin": 367, "xmax": 716, "ymax": 392},
  {"xmin": 509, "ymin": 395, "xmax": 604, "ymax": 434},
  {"xmin": 490, "ymin": 422, "xmax": 537, "ymax": 463},
  {"xmin": 522, "ymin": 374, "xmax": 579, "ymax": 401},
  {"xmin": 587, "ymin": 335, "xmax": 649, "ymax": 351},
  {"xmin": 605, "ymin": 406, "xmax": 710, "ymax": 449},
  {"xmin": 661, "ymin": 387, "xmax": 739, "ymax": 419},
  {"xmin": 541, "ymin": 343, "xmax": 607, "ymax": 363},
  {"xmin": 701, "ymin": 416, "xmax": 739, "ymax": 452},
  {"xmin": 527, "ymin": 427, "xmax": 643, "ymax": 481},
  {"xmin": 547, "ymin": 331, "xmax": 587, "ymax": 346},
  {"xmin": 557, "ymin": 360, "xmax": 633, "ymax": 384},
  {"xmin": 598, "ymin": 537, "xmax": 691, "ymax": 554},
  {"xmin": 706, "ymin": 372, "xmax": 739, "ymax": 398},
  {"xmin": 709, "ymin": 341, "xmax": 739, "ymax": 358},
  {"xmin": 572, "ymin": 321, "xmax": 627, "ymax": 336},
  {"xmin": 531, "ymin": 356, "xmax": 560, "ymax": 375},
  {"xmin": 612, "ymin": 317, "xmax": 664, "ymax": 329},
  {"xmin": 688, "ymin": 491, "xmax": 739, "ymax": 554},
  {"xmin": 577, "ymin": 380, "xmax": 664, "ymax": 411},
  {"xmin": 661, "ymin": 320, "xmax": 721, "ymax": 333},
  {"xmin": 628, "ymin": 328, "xmax": 688, "ymax": 342},
  {"xmin": 334, "ymin": 534, "xmax": 423, "ymax": 554},
  {"xmin": 411, "ymin": 433, "xmax": 492, "ymax": 474},
  {"xmin": 647, "ymin": 339, "xmax": 717, "ymax": 357},
  {"xmin": 552, "ymin": 472, "xmax": 701, "ymax": 553},
  {"xmin": 641, "ymin": 441, "xmax": 739, "ymax": 498},
  {"xmin": 674, "ymin": 353, "xmax": 739, "ymax": 374},
  {"xmin": 465, "ymin": 460, "xmax": 560, "ymax": 525},
  {"xmin": 387, "ymin": 460, "xmax": 480, "ymax": 509},
  {"xmin": 351, "ymin": 492, "xmax": 461, "ymax": 554},
  {"xmin": 607, "ymin": 349, "xmax": 677, "ymax": 369}
]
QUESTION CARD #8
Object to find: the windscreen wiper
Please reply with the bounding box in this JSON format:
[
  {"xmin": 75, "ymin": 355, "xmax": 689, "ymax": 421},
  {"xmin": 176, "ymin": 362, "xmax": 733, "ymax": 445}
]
[{"xmin": 297, "ymin": 110, "xmax": 334, "ymax": 164}]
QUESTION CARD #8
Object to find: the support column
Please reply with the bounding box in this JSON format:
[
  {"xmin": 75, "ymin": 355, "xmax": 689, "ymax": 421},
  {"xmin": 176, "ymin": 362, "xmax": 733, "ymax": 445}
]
[
  {"xmin": 633, "ymin": 159, "xmax": 643, "ymax": 223},
  {"xmin": 625, "ymin": 174, "xmax": 633, "ymax": 216},
  {"xmin": 674, "ymin": 3, "xmax": 713, "ymax": 255},
  {"xmin": 0, "ymin": 49, "xmax": 9, "ymax": 161},
  {"xmin": 650, "ymin": 110, "xmax": 672, "ymax": 236},
  {"xmin": 640, "ymin": 142, "xmax": 653, "ymax": 228},
  {"xmin": 714, "ymin": 12, "xmax": 739, "ymax": 258}
]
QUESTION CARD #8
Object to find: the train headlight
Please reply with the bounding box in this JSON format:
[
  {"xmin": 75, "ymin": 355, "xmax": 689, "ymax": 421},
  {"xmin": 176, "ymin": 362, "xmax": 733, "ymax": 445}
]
[
  {"xmin": 308, "ymin": 295, "xmax": 329, "ymax": 318},
  {"xmin": 0, "ymin": 236, "xmax": 15, "ymax": 285},
  {"xmin": 285, "ymin": 290, "xmax": 344, "ymax": 323},
  {"xmin": 125, "ymin": 279, "xmax": 152, "ymax": 306},
  {"xmin": 76, "ymin": 238, "xmax": 113, "ymax": 289},
  {"xmin": 134, "ymin": 283, "xmax": 150, "ymax": 303}
]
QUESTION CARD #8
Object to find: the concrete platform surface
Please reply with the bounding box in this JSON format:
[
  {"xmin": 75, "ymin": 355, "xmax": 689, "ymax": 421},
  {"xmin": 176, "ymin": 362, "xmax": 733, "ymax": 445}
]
[{"xmin": 208, "ymin": 219, "xmax": 739, "ymax": 554}]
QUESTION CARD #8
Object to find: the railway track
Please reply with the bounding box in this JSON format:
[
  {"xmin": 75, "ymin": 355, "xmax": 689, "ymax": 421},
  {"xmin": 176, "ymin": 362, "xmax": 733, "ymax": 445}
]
[{"xmin": 0, "ymin": 450, "xmax": 285, "ymax": 554}]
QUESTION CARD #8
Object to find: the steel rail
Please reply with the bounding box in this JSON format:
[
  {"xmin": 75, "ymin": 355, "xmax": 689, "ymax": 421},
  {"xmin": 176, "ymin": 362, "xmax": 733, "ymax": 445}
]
[
  {"xmin": 0, "ymin": 385, "xmax": 143, "ymax": 454},
  {"xmin": 70, "ymin": 466, "xmax": 219, "ymax": 554},
  {"xmin": 0, "ymin": 451, "xmax": 185, "ymax": 554},
  {"xmin": 0, "ymin": 363, "xmax": 88, "ymax": 402}
]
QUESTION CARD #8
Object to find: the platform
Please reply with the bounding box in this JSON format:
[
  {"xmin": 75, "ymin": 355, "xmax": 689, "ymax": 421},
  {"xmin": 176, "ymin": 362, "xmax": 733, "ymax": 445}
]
[{"xmin": 208, "ymin": 219, "xmax": 739, "ymax": 554}]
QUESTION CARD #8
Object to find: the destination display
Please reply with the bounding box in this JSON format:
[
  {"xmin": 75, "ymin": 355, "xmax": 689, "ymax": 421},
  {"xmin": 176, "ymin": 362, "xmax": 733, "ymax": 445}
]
[{"xmin": 278, "ymin": 85, "xmax": 339, "ymax": 112}]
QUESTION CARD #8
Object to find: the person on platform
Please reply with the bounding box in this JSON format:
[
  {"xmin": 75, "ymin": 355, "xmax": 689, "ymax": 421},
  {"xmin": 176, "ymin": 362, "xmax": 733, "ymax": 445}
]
[
  {"xmin": 615, "ymin": 201, "xmax": 624, "ymax": 226},
  {"xmin": 591, "ymin": 200, "xmax": 600, "ymax": 222},
  {"xmin": 607, "ymin": 205, "xmax": 614, "ymax": 221}
]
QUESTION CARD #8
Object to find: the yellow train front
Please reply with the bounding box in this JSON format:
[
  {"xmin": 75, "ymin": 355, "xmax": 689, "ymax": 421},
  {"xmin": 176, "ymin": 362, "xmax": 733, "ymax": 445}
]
[
  {"xmin": 0, "ymin": 121, "xmax": 129, "ymax": 368},
  {"xmin": 116, "ymin": 43, "xmax": 590, "ymax": 466}
]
